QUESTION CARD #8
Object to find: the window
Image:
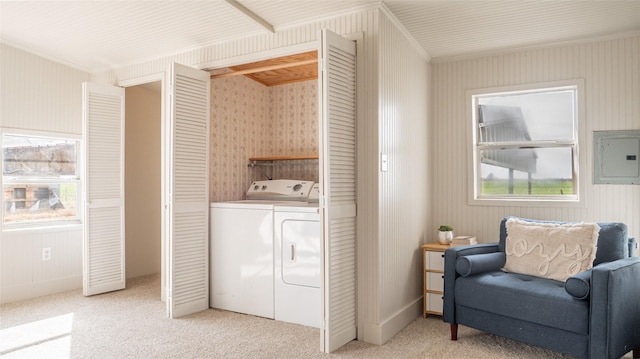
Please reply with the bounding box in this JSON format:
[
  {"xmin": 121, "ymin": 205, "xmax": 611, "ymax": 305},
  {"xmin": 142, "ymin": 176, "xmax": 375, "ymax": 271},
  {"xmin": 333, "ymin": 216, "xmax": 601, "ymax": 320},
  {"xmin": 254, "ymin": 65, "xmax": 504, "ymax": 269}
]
[
  {"xmin": 2, "ymin": 133, "xmax": 80, "ymax": 227},
  {"xmin": 470, "ymin": 81, "xmax": 583, "ymax": 204}
]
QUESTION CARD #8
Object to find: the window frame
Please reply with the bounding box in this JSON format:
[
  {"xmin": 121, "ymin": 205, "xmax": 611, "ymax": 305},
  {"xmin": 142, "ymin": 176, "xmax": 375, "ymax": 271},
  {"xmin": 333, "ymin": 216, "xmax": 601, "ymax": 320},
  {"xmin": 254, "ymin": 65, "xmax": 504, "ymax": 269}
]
[
  {"xmin": 467, "ymin": 79, "xmax": 586, "ymax": 207},
  {"xmin": 1, "ymin": 129, "xmax": 83, "ymax": 230}
]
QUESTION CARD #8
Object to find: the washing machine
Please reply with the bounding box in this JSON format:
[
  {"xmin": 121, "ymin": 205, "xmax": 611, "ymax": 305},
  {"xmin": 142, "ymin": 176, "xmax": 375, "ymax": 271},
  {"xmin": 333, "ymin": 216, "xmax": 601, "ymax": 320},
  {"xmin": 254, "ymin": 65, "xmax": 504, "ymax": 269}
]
[
  {"xmin": 210, "ymin": 180, "xmax": 314, "ymax": 319},
  {"xmin": 274, "ymin": 183, "xmax": 321, "ymax": 328}
]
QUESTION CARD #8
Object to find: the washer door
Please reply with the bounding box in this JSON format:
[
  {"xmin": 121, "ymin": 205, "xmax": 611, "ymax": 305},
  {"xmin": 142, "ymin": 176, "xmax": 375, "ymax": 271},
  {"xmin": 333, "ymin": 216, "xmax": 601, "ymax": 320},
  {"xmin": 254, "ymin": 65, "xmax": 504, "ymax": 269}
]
[{"xmin": 281, "ymin": 219, "xmax": 321, "ymax": 288}]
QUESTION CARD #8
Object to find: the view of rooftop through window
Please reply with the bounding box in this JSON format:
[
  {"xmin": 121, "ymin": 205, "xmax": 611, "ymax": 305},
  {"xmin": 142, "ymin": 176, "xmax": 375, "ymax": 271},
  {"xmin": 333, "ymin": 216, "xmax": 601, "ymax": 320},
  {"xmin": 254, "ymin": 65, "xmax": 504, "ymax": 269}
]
[
  {"xmin": 2, "ymin": 134, "xmax": 79, "ymax": 225},
  {"xmin": 474, "ymin": 87, "xmax": 578, "ymax": 197}
]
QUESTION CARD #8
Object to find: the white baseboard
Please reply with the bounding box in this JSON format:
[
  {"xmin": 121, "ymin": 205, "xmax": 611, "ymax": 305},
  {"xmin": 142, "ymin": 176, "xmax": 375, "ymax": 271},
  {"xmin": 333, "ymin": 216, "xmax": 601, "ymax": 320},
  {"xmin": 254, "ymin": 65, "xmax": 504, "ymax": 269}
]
[
  {"xmin": 362, "ymin": 296, "xmax": 423, "ymax": 345},
  {"xmin": 0, "ymin": 276, "xmax": 82, "ymax": 304}
]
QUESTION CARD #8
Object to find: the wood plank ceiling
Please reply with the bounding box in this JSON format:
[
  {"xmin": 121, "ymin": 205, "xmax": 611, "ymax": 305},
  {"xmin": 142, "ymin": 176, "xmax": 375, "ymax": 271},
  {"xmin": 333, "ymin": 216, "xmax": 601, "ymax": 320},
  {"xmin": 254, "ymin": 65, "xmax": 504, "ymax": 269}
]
[{"xmin": 210, "ymin": 51, "xmax": 318, "ymax": 87}]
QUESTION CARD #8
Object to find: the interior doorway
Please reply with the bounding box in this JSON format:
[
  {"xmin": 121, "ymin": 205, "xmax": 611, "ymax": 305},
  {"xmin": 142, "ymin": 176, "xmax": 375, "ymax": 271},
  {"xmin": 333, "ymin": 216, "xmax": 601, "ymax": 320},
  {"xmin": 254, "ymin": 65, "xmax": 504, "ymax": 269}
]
[{"xmin": 124, "ymin": 81, "xmax": 162, "ymax": 297}]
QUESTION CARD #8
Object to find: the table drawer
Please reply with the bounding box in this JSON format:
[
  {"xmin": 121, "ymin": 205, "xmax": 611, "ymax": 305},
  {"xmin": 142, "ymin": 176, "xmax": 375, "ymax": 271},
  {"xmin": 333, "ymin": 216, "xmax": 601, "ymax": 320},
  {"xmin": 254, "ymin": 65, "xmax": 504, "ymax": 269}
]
[
  {"xmin": 425, "ymin": 292, "xmax": 443, "ymax": 314},
  {"xmin": 425, "ymin": 271, "xmax": 444, "ymax": 291},
  {"xmin": 426, "ymin": 251, "xmax": 445, "ymax": 270}
]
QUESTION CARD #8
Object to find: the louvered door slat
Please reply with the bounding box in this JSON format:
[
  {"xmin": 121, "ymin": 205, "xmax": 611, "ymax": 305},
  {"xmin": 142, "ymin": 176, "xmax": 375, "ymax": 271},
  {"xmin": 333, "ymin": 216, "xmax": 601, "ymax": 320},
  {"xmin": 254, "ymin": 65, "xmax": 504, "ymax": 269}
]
[
  {"xmin": 168, "ymin": 63, "xmax": 210, "ymax": 318},
  {"xmin": 320, "ymin": 29, "xmax": 357, "ymax": 353},
  {"xmin": 83, "ymin": 82, "xmax": 126, "ymax": 296}
]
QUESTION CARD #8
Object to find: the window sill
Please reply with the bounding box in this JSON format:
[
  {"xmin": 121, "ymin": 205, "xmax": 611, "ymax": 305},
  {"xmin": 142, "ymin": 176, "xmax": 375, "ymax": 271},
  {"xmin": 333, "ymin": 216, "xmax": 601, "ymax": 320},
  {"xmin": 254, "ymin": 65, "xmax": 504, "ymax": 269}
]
[{"xmin": 470, "ymin": 197, "xmax": 584, "ymax": 208}]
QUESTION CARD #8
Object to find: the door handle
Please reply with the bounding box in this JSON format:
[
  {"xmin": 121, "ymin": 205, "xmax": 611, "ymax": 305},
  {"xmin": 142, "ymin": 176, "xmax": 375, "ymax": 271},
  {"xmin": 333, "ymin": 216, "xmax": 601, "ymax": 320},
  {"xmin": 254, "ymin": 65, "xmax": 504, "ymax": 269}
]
[{"xmin": 290, "ymin": 244, "xmax": 296, "ymax": 262}]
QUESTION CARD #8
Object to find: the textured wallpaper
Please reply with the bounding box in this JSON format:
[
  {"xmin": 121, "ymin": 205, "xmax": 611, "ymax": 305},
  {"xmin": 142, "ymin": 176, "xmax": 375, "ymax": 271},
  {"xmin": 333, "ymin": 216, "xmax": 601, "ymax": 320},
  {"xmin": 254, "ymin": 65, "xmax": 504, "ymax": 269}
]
[{"xmin": 210, "ymin": 76, "xmax": 319, "ymax": 202}]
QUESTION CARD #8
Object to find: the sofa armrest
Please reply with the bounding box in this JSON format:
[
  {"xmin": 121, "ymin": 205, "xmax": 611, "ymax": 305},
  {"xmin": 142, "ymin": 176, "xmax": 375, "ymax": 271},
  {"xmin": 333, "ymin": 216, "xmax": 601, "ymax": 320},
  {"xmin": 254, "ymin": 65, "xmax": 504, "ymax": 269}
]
[
  {"xmin": 589, "ymin": 256, "xmax": 640, "ymax": 359},
  {"xmin": 629, "ymin": 237, "xmax": 638, "ymax": 257},
  {"xmin": 443, "ymin": 243, "xmax": 500, "ymax": 324}
]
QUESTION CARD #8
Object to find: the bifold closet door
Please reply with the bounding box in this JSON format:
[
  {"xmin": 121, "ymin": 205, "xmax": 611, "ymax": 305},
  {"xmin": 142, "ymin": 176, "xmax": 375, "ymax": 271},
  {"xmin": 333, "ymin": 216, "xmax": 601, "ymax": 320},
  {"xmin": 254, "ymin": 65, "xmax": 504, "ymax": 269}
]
[
  {"xmin": 82, "ymin": 82, "xmax": 126, "ymax": 296},
  {"xmin": 319, "ymin": 29, "xmax": 357, "ymax": 353},
  {"xmin": 167, "ymin": 63, "xmax": 210, "ymax": 318}
]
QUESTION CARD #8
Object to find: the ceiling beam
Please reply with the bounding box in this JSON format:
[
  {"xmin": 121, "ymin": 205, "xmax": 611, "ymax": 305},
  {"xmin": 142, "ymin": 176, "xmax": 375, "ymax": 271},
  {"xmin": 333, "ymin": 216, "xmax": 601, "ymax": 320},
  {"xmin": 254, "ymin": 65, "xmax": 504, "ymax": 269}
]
[{"xmin": 223, "ymin": 0, "xmax": 274, "ymax": 34}]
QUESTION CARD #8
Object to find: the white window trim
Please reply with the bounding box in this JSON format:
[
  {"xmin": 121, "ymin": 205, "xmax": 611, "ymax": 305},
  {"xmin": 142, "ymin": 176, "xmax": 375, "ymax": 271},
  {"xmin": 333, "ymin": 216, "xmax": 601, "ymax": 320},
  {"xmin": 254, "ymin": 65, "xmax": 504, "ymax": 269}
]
[
  {"xmin": 1, "ymin": 128, "xmax": 83, "ymax": 230},
  {"xmin": 466, "ymin": 79, "xmax": 586, "ymax": 208}
]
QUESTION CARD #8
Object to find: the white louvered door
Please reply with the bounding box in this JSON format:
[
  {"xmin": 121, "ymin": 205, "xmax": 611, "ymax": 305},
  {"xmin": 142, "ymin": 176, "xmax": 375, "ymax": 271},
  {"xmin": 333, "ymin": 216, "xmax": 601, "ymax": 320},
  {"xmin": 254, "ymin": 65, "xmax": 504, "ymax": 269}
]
[
  {"xmin": 167, "ymin": 63, "xmax": 210, "ymax": 318},
  {"xmin": 319, "ymin": 29, "xmax": 357, "ymax": 353},
  {"xmin": 82, "ymin": 82, "xmax": 126, "ymax": 296}
]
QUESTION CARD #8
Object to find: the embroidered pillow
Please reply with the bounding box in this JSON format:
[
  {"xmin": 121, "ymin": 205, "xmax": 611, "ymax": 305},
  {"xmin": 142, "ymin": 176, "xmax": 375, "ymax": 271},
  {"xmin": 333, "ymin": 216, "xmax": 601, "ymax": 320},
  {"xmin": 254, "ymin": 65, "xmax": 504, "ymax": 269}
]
[{"xmin": 503, "ymin": 218, "xmax": 600, "ymax": 282}]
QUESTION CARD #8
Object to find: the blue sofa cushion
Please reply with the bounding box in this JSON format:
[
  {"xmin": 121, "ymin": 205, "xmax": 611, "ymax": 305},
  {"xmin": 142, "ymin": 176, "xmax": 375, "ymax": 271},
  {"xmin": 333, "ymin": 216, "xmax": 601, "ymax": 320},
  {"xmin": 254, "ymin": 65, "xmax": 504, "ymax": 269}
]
[
  {"xmin": 593, "ymin": 222, "xmax": 629, "ymax": 265},
  {"xmin": 455, "ymin": 271, "xmax": 590, "ymax": 335},
  {"xmin": 456, "ymin": 252, "xmax": 505, "ymax": 277},
  {"xmin": 564, "ymin": 270, "xmax": 591, "ymax": 300}
]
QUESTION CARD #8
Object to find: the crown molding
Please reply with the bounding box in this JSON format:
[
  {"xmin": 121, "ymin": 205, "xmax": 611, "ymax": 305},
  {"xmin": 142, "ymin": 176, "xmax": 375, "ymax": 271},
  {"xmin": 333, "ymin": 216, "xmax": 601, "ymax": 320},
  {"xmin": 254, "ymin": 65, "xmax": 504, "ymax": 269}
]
[
  {"xmin": 0, "ymin": 40, "xmax": 91, "ymax": 74},
  {"xmin": 431, "ymin": 30, "xmax": 640, "ymax": 64},
  {"xmin": 378, "ymin": 2, "xmax": 431, "ymax": 62}
]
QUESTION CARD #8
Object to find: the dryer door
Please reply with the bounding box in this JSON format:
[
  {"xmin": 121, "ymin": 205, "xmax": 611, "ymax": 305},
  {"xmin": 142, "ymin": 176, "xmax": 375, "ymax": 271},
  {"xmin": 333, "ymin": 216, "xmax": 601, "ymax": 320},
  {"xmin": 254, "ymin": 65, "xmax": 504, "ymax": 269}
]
[{"xmin": 281, "ymin": 218, "xmax": 321, "ymax": 288}]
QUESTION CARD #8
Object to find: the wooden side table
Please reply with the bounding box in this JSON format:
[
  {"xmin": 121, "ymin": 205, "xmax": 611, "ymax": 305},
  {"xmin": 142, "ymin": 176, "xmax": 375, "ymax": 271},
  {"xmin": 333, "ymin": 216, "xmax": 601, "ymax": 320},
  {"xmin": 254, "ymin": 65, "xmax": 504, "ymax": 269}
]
[{"xmin": 422, "ymin": 243, "xmax": 449, "ymax": 317}]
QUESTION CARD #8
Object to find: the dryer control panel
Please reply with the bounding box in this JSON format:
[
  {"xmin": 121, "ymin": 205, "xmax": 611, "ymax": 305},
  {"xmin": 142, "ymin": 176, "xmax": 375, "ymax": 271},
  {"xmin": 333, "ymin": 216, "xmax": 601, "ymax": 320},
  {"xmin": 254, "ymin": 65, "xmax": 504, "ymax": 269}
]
[{"xmin": 246, "ymin": 179, "xmax": 314, "ymax": 201}]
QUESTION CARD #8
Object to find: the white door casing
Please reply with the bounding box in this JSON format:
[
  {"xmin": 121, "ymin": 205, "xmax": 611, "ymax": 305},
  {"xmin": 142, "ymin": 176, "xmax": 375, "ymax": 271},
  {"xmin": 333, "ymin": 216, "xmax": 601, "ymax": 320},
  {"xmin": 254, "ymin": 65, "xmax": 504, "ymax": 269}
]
[
  {"xmin": 319, "ymin": 29, "xmax": 358, "ymax": 353},
  {"xmin": 167, "ymin": 63, "xmax": 210, "ymax": 318},
  {"xmin": 82, "ymin": 82, "xmax": 126, "ymax": 296}
]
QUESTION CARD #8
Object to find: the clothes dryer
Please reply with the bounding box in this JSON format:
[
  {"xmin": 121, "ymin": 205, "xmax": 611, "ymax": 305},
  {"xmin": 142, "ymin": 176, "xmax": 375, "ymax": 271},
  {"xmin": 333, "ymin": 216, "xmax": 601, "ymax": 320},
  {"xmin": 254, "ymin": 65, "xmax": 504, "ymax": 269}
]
[{"xmin": 274, "ymin": 184, "xmax": 321, "ymax": 328}]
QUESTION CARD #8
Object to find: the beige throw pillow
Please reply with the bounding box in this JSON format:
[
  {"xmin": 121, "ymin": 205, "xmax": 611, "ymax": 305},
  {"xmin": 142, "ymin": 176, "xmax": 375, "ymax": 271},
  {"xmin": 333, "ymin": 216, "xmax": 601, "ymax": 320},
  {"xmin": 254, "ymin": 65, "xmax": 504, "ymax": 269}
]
[{"xmin": 503, "ymin": 219, "xmax": 600, "ymax": 282}]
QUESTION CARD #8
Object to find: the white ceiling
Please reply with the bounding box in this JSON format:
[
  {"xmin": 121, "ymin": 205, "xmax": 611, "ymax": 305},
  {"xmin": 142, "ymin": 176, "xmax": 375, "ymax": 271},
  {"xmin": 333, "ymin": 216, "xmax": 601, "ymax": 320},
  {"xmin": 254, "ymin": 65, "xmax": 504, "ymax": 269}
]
[{"xmin": 1, "ymin": 1, "xmax": 639, "ymax": 73}]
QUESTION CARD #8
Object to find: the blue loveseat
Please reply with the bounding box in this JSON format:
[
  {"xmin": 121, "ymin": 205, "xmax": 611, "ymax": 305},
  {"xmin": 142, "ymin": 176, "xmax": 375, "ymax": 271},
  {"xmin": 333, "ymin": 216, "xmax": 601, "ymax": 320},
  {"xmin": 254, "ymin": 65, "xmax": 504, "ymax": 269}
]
[{"xmin": 443, "ymin": 217, "xmax": 640, "ymax": 359}]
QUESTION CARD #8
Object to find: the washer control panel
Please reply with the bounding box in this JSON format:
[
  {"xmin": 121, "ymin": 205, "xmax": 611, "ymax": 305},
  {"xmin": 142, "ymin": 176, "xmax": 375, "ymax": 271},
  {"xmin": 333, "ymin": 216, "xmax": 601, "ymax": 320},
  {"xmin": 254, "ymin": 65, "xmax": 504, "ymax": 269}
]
[
  {"xmin": 246, "ymin": 179, "xmax": 314, "ymax": 201},
  {"xmin": 307, "ymin": 183, "xmax": 320, "ymax": 203}
]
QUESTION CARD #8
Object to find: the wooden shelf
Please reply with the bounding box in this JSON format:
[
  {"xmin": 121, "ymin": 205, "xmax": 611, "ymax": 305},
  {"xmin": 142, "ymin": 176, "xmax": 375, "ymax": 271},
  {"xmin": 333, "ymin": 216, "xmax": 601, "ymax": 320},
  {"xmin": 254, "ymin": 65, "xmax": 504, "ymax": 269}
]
[{"xmin": 249, "ymin": 155, "xmax": 318, "ymax": 161}]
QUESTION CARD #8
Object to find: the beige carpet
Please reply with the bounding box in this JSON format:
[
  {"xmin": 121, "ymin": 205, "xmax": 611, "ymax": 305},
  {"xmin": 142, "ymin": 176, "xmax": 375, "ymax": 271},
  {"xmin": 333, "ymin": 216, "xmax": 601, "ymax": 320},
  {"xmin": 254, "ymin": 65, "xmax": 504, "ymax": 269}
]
[{"xmin": 0, "ymin": 275, "xmax": 632, "ymax": 359}]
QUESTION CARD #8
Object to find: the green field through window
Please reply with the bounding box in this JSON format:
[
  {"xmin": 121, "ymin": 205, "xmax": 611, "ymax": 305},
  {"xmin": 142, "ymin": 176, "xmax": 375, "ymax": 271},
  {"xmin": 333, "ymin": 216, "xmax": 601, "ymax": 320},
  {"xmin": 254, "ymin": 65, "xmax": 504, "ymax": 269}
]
[{"xmin": 482, "ymin": 179, "xmax": 573, "ymax": 195}]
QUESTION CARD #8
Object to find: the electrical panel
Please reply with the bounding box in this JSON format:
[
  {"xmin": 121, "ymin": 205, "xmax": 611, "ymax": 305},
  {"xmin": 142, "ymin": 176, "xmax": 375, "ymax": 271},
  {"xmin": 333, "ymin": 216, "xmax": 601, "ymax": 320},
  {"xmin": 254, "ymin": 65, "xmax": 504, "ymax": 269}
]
[{"xmin": 594, "ymin": 130, "xmax": 640, "ymax": 184}]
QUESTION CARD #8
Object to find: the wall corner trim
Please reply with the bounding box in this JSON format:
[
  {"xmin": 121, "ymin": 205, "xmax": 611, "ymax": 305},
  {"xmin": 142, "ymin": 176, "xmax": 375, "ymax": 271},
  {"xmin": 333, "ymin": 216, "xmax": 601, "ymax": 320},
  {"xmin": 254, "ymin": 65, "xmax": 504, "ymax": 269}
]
[{"xmin": 378, "ymin": 3, "xmax": 431, "ymax": 62}]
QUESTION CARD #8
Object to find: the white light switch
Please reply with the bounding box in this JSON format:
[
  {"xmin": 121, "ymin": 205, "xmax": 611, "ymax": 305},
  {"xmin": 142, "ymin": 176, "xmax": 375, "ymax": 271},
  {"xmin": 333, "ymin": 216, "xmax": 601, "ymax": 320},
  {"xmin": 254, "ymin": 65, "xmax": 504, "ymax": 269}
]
[
  {"xmin": 381, "ymin": 153, "xmax": 388, "ymax": 172},
  {"xmin": 42, "ymin": 248, "xmax": 51, "ymax": 261}
]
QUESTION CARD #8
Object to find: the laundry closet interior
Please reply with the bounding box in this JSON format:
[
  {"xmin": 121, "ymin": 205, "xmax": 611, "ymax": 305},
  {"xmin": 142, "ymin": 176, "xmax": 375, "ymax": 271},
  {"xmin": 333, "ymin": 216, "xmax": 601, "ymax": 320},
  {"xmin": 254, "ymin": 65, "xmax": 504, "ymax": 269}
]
[
  {"xmin": 209, "ymin": 50, "xmax": 320, "ymax": 202},
  {"xmin": 208, "ymin": 50, "xmax": 323, "ymax": 329}
]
